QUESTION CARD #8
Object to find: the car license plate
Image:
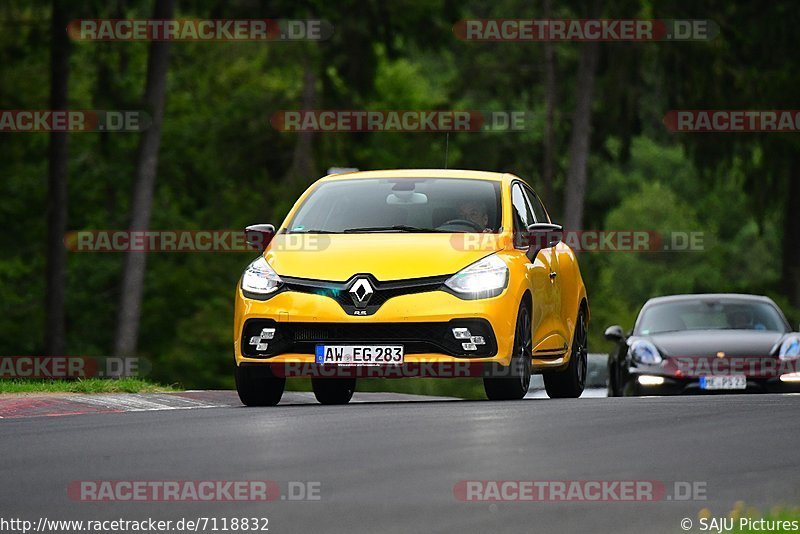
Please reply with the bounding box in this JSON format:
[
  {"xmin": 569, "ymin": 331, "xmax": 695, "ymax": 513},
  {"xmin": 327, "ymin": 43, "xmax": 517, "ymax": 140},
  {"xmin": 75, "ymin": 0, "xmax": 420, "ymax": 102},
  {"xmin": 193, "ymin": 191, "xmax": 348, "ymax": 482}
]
[
  {"xmin": 315, "ymin": 345, "xmax": 404, "ymax": 365},
  {"xmin": 699, "ymin": 375, "xmax": 747, "ymax": 390}
]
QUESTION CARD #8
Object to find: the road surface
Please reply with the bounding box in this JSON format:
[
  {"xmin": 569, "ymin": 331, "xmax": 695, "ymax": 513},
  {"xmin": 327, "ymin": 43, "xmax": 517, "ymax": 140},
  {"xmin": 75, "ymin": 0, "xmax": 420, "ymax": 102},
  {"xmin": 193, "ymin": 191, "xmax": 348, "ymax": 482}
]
[{"xmin": 1, "ymin": 392, "xmax": 798, "ymax": 533}]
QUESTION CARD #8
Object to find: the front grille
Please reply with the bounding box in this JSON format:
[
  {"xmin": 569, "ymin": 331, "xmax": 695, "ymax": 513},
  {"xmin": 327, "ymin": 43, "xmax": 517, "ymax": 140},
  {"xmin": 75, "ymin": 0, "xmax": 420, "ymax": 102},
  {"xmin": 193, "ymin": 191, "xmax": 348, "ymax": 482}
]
[
  {"xmin": 281, "ymin": 274, "xmax": 450, "ymax": 316},
  {"xmin": 241, "ymin": 319, "xmax": 497, "ymax": 359},
  {"xmin": 293, "ymin": 327, "xmax": 330, "ymax": 341}
]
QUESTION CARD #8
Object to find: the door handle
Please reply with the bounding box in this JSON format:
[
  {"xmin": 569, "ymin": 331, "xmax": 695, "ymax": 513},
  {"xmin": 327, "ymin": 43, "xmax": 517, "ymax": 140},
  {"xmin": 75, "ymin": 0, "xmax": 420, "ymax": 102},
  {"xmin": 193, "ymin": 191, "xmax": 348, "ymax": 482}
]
[{"xmin": 549, "ymin": 272, "xmax": 557, "ymax": 280}]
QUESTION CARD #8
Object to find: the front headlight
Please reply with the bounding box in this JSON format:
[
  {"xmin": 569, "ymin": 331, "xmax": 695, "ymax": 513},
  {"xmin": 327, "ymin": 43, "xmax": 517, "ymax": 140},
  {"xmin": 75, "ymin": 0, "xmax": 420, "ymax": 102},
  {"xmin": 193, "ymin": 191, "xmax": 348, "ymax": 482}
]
[
  {"xmin": 629, "ymin": 339, "xmax": 663, "ymax": 365},
  {"xmin": 444, "ymin": 254, "xmax": 509, "ymax": 300},
  {"xmin": 779, "ymin": 336, "xmax": 800, "ymax": 360},
  {"xmin": 241, "ymin": 256, "xmax": 283, "ymax": 295}
]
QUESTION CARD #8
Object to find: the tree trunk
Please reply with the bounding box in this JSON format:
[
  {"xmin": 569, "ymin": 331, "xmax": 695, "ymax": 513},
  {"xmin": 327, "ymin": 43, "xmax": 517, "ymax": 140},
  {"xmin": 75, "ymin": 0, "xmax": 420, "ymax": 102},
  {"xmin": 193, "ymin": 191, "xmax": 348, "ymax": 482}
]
[
  {"xmin": 562, "ymin": 40, "xmax": 599, "ymax": 231},
  {"xmin": 283, "ymin": 66, "xmax": 318, "ymax": 187},
  {"xmin": 541, "ymin": 0, "xmax": 556, "ymax": 209},
  {"xmin": 45, "ymin": 0, "xmax": 70, "ymax": 356},
  {"xmin": 113, "ymin": 0, "xmax": 174, "ymax": 358},
  {"xmin": 782, "ymin": 159, "xmax": 800, "ymax": 309}
]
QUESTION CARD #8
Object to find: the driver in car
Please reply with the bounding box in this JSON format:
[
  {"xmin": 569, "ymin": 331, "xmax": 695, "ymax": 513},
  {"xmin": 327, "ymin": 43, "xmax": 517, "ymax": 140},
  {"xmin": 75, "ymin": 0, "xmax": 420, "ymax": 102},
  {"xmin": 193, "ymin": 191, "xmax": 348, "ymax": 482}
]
[
  {"xmin": 729, "ymin": 309, "xmax": 767, "ymax": 331},
  {"xmin": 458, "ymin": 200, "xmax": 490, "ymax": 231}
]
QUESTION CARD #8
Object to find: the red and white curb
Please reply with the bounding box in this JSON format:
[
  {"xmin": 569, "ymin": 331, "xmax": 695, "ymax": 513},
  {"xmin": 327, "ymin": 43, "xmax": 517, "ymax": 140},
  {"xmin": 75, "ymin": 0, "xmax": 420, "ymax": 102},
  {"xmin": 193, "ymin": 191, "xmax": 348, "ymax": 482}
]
[
  {"xmin": 0, "ymin": 391, "xmax": 458, "ymax": 419},
  {"xmin": 0, "ymin": 391, "xmax": 235, "ymax": 419}
]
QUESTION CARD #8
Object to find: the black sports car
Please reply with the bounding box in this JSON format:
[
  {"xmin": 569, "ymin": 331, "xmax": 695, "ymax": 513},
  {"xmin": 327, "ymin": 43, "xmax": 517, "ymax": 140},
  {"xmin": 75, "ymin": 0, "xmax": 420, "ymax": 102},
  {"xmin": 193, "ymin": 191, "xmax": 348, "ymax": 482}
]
[{"xmin": 606, "ymin": 294, "xmax": 800, "ymax": 396}]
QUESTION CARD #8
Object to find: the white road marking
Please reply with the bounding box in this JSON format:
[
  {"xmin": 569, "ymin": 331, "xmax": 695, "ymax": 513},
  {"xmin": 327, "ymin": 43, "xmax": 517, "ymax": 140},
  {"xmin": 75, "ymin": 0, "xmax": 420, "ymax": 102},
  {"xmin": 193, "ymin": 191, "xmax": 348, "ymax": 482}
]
[{"xmin": 68, "ymin": 393, "xmax": 229, "ymax": 412}]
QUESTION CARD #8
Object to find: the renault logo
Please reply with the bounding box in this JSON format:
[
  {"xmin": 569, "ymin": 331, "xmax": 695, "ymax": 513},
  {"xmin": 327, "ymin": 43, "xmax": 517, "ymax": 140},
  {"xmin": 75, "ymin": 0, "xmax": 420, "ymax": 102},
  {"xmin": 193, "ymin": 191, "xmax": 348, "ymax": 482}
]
[{"xmin": 349, "ymin": 278, "xmax": 374, "ymax": 308}]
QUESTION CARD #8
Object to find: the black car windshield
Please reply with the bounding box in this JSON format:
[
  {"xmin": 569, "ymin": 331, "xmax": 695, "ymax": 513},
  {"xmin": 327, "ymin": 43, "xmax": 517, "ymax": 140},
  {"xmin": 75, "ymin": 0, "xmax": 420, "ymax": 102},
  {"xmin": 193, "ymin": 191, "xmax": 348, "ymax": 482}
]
[
  {"xmin": 636, "ymin": 298, "xmax": 789, "ymax": 335},
  {"xmin": 286, "ymin": 178, "xmax": 502, "ymax": 234}
]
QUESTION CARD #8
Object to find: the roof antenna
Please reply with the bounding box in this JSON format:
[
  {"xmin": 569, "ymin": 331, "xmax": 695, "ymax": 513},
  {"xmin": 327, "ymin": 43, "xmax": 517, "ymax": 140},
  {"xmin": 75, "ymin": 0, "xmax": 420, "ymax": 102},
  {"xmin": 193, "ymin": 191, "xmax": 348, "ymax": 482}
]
[{"xmin": 444, "ymin": 132, "xmax": 449, "ymax": 169}]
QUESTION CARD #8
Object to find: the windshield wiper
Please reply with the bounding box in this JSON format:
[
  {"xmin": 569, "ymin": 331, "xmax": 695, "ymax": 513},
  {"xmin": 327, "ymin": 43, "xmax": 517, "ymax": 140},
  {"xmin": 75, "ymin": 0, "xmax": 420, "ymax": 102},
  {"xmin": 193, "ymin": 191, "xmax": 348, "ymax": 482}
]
[{"xmin": 343, "ymin": 225, "xmax": 445, "ymax": 233}]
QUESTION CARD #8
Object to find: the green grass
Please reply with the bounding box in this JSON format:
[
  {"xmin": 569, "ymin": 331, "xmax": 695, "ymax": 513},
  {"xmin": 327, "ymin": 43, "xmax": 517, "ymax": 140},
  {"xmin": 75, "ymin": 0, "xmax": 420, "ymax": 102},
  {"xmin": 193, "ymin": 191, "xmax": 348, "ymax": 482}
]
[
  {"xmin": 0, "ymin": 378, "xmax": 178, "ymax": 394},
  {"xmin": 285, "ymin": 377, "xmax": 487, "ymax": 400}
]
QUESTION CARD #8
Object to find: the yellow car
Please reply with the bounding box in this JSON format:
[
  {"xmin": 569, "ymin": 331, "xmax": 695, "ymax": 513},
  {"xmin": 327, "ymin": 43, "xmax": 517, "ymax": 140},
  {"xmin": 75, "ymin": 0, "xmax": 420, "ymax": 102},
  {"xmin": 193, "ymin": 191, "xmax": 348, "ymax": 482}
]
[{"xmin": 234, "ymin": 169, "xmax": 589, "ymax": 405}]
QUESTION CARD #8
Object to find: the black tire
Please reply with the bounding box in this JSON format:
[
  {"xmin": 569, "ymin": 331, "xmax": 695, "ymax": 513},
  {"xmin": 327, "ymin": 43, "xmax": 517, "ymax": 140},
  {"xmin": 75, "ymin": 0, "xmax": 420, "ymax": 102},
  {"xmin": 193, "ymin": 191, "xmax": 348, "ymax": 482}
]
[
  {"xmin": 312, "ymin": 377, "xmax": 356, "ymax": 405},
  {"xmin": 607, "ymin": 362, "xmax": 618, "ymax": 397},
  {"xmin": 235, "ymin": 365, "xmax": 285, "ymax": 406},
  {"xmin": 544, "ymin": 309, "xmax": 588, "ymax": 398},
  {"xmin": 484, "ymin": 301, "xmax": 532, "ymax": 401}
]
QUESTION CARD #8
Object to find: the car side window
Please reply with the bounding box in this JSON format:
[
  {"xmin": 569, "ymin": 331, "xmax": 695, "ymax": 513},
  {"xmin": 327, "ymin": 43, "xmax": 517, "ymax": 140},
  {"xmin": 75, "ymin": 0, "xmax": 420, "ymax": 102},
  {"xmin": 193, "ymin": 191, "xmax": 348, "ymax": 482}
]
[
  {"xmin": 523, "ymin": 187, "xmax": 550, "ymax": 223},
  {"xmin": 511, "ymin": 184, "xmax": 534, "ymax": 229},
  {"xmin": 511, "ymin": 183, "xmax": 535, "ymax": 248}
]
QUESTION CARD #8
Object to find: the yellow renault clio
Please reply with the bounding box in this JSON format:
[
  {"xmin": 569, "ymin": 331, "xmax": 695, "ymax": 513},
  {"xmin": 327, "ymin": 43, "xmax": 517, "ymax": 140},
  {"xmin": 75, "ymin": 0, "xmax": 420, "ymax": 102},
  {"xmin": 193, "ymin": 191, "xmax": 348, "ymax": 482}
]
[{"xmin": 234, "ymin": 169, "xmax": 588, "ymax": 405}]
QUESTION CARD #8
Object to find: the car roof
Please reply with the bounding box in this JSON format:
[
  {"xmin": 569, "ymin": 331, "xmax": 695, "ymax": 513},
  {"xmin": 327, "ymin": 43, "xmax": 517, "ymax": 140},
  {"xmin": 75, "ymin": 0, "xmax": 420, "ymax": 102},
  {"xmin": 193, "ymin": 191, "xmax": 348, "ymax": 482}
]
[{"xmin": 318, "ymin": 169, "xmax": 517, "ymax": 183}]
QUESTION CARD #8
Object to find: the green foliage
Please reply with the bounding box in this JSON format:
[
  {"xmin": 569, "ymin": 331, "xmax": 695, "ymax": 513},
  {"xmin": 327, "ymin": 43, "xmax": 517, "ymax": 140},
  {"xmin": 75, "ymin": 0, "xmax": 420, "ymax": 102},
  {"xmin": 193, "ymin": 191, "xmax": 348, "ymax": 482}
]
[{"xmin": 587, "ymin": 136, "xmax": 785, "ymax": 352}]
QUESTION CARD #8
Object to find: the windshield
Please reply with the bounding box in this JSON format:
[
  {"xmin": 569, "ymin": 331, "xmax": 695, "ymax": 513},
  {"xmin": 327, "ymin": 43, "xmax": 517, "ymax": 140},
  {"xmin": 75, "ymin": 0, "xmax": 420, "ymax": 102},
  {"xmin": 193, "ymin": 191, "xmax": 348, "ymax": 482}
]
[
  {"xmin": 636, "ymin": 298, "xmax": 789, "ymax": 335},
  {"xmin": 286, "ymin": 178, "xmax": 502, "ymax": 234}
]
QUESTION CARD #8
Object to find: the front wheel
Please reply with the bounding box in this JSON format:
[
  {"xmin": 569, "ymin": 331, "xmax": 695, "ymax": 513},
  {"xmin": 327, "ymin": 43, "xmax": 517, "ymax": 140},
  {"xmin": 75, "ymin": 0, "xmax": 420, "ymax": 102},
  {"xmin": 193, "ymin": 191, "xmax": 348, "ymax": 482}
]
[
  {"xmin": 543, "ymin": 309, "xmax": 588, "ymax": 399},
  {"xmin": 607, "ymin": 362, "xmax": 618, "ymax": 397},
  {"xmin": 312, "ymin": 377, "xmax": 356, "ymax": 405},
  {"xmin": 235, "ymin": 365, "xmax": 285, "ymax": 406},
  {"xmin": 484, "ymin": 301, "xmax": 532, "ymax": 401}
]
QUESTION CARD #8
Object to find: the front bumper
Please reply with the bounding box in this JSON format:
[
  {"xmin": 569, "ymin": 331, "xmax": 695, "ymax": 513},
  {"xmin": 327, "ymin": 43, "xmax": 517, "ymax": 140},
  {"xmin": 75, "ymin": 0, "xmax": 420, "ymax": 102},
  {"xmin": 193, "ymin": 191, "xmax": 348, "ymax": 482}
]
[
  {"xmin": 624, "ymin": 374, "xmax": 800, "ymax": 395},
  {"xmin": 234, "ymin": 286, "xmax": 518, "ymax": 367},
  {"xmin": 240, "ymin": 318, "xmax": 498, "ymax": 359}
]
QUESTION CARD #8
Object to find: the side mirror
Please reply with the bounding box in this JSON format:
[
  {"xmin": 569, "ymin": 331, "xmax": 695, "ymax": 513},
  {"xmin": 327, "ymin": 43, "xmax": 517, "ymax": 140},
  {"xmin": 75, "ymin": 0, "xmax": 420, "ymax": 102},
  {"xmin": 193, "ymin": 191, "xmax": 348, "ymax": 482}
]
[
  {"xmin": 604, "ymin": 325, "xmax": 625, "ymax": 342},
  {"xmin": 245, "ymin": 224, "xmax": 276, "ymax": 251},
  {"xmin": 526, "ymin": 222, "xmax": 563, "ymax": 259}
]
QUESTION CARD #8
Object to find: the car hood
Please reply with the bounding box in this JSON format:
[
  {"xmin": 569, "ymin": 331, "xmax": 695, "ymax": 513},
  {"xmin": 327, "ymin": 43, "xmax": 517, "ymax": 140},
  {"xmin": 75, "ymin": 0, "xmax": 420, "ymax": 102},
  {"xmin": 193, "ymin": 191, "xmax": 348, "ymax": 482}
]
[
  {"xmin": 263, "ymin": 233, "xmax": 503, "ymax": 281},
  {"xmin": 644, "ymin": 330, "xmax": 784, "ymax": 358}
]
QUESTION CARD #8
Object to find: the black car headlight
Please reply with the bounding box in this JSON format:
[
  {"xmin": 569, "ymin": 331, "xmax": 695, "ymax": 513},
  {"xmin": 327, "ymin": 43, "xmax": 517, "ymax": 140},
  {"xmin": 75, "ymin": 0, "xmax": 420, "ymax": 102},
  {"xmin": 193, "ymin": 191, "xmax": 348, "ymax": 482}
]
[
  {"xmin": 779, "ymin": 336, "xmax": 800, "ymax": 361},
  {"xmin": 629, "ymin": 339, "xmax": 663, "ymax": 365}
]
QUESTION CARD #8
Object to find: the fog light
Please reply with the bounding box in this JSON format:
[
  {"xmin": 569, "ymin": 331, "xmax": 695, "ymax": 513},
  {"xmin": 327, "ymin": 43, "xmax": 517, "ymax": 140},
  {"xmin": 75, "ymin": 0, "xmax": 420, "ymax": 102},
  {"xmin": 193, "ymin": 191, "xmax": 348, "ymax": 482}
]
[
  {"xmin": 462, "ymin": 342, "xmax": 477, "ymax": 351},
  {"xmin": 470, "ymin": 336, "xmax": 485, "ymax": 345},
  {"xmin": 452, "ymin": 328, "xmax": 472, "ymax": 339},
  {"xmin": 260, "ymin": 328, "xmax": 275, "ymax": 339},
  {"xmin": 779, "ymin": 372, "xmax": 800, "ymax": 383},
  {"xmin": 637, "ymin": 375, "xmax": 665, "ymax": 386}
]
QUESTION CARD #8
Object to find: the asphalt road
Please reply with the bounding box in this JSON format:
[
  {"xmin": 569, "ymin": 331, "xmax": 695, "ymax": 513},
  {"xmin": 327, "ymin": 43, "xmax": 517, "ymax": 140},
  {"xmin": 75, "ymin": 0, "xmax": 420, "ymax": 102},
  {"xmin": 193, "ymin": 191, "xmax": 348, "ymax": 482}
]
[{"xmin": 2, "ymin": 393, "xmax": 799, "ymax": 534}]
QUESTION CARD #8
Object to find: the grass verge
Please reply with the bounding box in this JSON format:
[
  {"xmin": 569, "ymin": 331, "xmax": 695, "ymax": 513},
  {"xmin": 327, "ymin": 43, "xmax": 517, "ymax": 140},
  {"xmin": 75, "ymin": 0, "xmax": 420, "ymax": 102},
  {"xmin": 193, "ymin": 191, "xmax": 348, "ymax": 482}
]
[{"xmin": 0, "ymin": 378, "xmax": 178, "ymax": 394}]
